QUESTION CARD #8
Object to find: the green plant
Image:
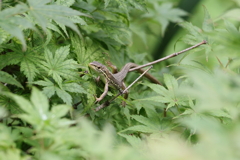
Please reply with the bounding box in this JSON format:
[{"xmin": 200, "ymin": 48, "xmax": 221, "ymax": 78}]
[{"xmin": 1, "ymin": 0, "xmax": 240, "ymax": 159}]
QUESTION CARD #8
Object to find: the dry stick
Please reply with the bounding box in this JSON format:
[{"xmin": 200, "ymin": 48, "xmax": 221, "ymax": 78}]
[
  {"xmin": 95, "ymin": 40, "xmax": 207, "ymax": 111},
  {"xmin": 95, "ymin": 66, "xmax": 153, "ymax": 111},
  {"xmin": 129, "ymin": 40, "xmax": 207, "ymax": 72}
]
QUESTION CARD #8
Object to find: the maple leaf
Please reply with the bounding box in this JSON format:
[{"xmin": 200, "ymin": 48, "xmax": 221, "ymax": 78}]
[
  {"xmin": 143, "ymin": 3, "xmax": 187, "ymax": 35},
  {"xmin": 0, "ymin": 45, "xmax": 43, "ymax": 82},
  {"xmin": 179, "ymin": 7, "xmax": 213, "ymax": 60},
  {"xmin": 27, "ymin": 0, "xmax": 89, "ymax": 35},
  {"xmin": 121, "ymin": 107, "xmax": 173, "ymax": 135},
  {"xmin": 33, "ymin": 78, "xmax": 87, "ymax": 105},
  {"xmin": 39, "ymin": 45, "xmax": 79, "ymax": 87},
  {"xmin": 0, "ymin": 71, "xmax": 23, "ymax": 89},
  {"xmin": 138, "ymin": 74, "xmax": 188, "ymax": 110},
  {"xmin": 0, "ymin": 3, "xmax": 33, "ymax": 50}
]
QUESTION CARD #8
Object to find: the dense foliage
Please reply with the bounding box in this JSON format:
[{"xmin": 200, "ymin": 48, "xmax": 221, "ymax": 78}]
[{"xmin": 1, "ymin": 0, "xmax": 240, "ymax": 159}]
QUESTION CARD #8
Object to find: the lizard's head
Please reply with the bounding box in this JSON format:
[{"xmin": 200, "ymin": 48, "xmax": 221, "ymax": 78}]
[
  {"xmin": 89, "ymin": 61, "xmax": 123, "ymax": 90},
  {"xmin": 88, "ymin": 61, "xmax": 114, "ymax": 84},
  {"xmin": 88, "ymin": 61, "xmax": 107, "ymax": 74}
]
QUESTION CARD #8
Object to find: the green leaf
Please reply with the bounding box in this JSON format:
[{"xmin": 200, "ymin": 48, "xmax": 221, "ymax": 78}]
[
  {"xmin": 216, "ymin": 8, "xmax": 240, "ymax": 21},
  {"xmin": 63, "ymin": 83, "xmax": 87, "ymax": 94},
  {"xmin": 40, "ymin": 46, "xmax": 79, "ymax": 87},
  {"xmin": 47, "ymin": 23, "xmax": 65, "ymax": 38},
  {"xmin": 0, "ymin": 3, "xmax": 33, "ymax": 50},
  {"xmin": 179, "ymin": 21, "xmax": 211, "ymax": 60},
  {"xmin": 145, "ymin": 3, "xmax": 187, "ymax": 35},
  {"xmin": 142, "ymin": 83, "xmax": 169, "ymax": 96},
  {"xmin": 33, "ymin": 78, "xmax": 87, "ymax": 105},
  {"xmin": 123, "ymin": 125, "xmax": 158, "ymax": 133},
  {"xmin": 128, "ymin": 0, "xmax": 146, "ymax": 11},
  {"xmin": 27, "ymin": 0, "xmax": 88, "ymax": 34},
  {"xmin": 132, "ymin": 115, "xmax": 159, "ymax": 128},
  {"xmin": 0, "ymin": 124, "xmax": 17, "ymax": 147},
  {"xmin": 179, "ymin": 22, "xmax": 204, "ymax": 44},
  {"xmin": 1, "ymin": 46, "xmax": 44, "ymax": 82},
  {"xmin": 122, "ymin": 108, "xmax": 172, "ymax": 135},
  {"xmin": 33, "ymin": 78, "xmax": 56, "ymax": 98},
  {"xmin": 70, "ymin": 32, "xmax": 103, "ymax": 65},
  {"xmin": 7, "ymin": 93, "xmax": 35, "ymax": 116},
  {"xmin": 0, "ymin": 71, "xmax": 23, "ymax": 89},
  {"xmin": 163, "ymin": 74, "xmax": 178, "ymax": 91},
  {"xmin": 70, "ymin": 16, "xmax": 87, "ymax": 26},
  {"xmin": 0, "ymin": 90, "xmax": 24, "ymax": 114},
  {"xmin": 104, "ymin": 0, "xmax": 111, "ymax": 8},
  {"xmin": 144, "ymin": 107, "xmax": 161, "ymax": 122},
  {"xmin": 202, "ymin": 6, "xmax": 214, "ymax": 32},
  {"xmin": 173, "ymin": 108, "xmax": 195, "ymax": 119},
  {"xmin": 112, "ymin": 0, "xmax": 146, "ymax": 11},
  {"xmin": 56, "ymin": 0, "xmax": 75, "ymax": 7},
  {"xmin": 139, "ymin": 74, "xmax": 188, "ymax": 110},
  {"xmin": 51, "ymin": 104, "xmax": 70, "ymax": 118},
  {"xmin": 0, "ymin": 28, "xmax": 10, "ymax": 45},
  {"xmin": 224, "ymin": 20, "xmax": 240, "ymax": 36},
  {"xmin": 21, "ymin": 59, "xmax": 39, "ymax": 83},
  {"xmin": 139, "ymin": 96, "xmax": 170, "ymax": 103},
  {"xmin": 30, "ymin": 87, "xmax": 49, "ymax": 120},
  {"xmin": 91, "ymin": 20, "xmax": 131, "ymax": 46},
  {"xmin": 179, "ymin": 69, "xmax": 240, "ymax": 119},
  {"xmin": 118, "ymin": 133, "xmax": 143, "ymax": 150},
  {"xmin": 56, "ymin": 88, "xmax": 72, "ymax": 105}
]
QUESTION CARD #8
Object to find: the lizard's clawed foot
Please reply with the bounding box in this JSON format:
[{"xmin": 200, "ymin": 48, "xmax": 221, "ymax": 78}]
[{"xmin": 95, "ymin": 76, "xmax": 101, "ymax": 83}]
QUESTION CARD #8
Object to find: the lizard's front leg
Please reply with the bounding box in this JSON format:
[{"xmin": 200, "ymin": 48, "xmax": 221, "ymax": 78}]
[{"xmin": 95, "ymin": 81, "xmax": 109, "ymax": 103}]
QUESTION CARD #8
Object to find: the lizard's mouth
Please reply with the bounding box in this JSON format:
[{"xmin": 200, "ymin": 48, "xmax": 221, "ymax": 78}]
[
  {"xmin": 88, "ymin": 63, "xmax": 94, "ymax": 73},
  {"xmin": 88, "ymin": 63, "xmax": 100, "ymax": 74}
]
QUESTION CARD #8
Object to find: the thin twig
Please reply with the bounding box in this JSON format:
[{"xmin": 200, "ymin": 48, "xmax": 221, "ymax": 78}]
[
  {"xmin": 95, "ymin": 66, "xmax": 153, "ymax": 111},
  {"xmin": 129, "ymin": 40, "xmax": 207, "ymax": 72}
]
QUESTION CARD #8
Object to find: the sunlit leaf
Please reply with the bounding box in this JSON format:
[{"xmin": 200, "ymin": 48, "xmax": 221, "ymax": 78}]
[
  {"xmin": 30, "ymin": 87, "xmax": 49, "ymax": 120},
  {"xmin": 51, "ymin": 104, "xmax": 70, "ymax": 118}
]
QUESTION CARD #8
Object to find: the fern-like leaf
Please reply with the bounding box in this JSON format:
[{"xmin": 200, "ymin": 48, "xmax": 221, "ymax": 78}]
[
  {"xmin": 0, "ymin": 3, "xmax": 34, "ymax": 50},
  {"xmin": 27, "ymin": 0, "xmax": 89, "ymax": 35},
  {"xmin": 91, "ymin": 20, "xmax": 131, "ymax": 48},
  {"xmin": 39, "ymin": 45, "xmax": 79, "ymax": 87},
  {"xmin": 70, "ymin": 32, "xmax": 104, "ymax": 65},
  {"xmin": 121, "ymin": 108, "xmax": 173, "ymax": 135},
  {"xmin": 1, "ymin": 46, "xmax": 44, "ymax": 82},
  {"xmin": 139, "ymin": 74, "xmax": 188, "ymax": 110},
  {"xmin": 179, "ymin": 7, "xmax": 213, "ymax": 60},
  {"xmin": 112, "ymin": 0, "xmax": 146, "ymax": 13},
  {"xmin": 33, "ymin": 78, "xmax": 87, "ymax": 105}
]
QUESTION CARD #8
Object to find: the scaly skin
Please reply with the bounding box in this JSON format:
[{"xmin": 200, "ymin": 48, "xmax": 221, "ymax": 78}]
[{"xmin": 89, "ymin": 61, "xmax": 161, "ymax": 103}]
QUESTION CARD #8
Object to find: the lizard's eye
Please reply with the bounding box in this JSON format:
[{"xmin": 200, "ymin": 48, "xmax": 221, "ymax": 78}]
[{"xmin": 97, "ymin": 67, "xmax": 101, "ymax": 69}]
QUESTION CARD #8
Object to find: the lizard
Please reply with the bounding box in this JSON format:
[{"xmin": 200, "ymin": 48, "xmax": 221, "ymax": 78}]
[
  {"xmin": 89, "ymin": 40, "xmax": 207, "ymax": 103},
  {"xmin": 88, "ymin": 61, "xmax": 161, "ymax": 103}
]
